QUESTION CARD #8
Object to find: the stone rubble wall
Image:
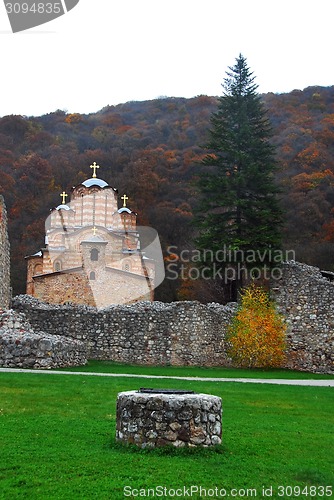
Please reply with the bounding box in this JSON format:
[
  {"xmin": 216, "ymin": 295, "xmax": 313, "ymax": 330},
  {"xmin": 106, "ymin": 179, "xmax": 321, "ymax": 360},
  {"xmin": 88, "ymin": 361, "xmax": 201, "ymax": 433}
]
[
  {"xmin": 270, "ymin": 261, "xmax": 334, "ymax": 374},
  {"xmin": 116, "ymin": 391, "xmax": 222, "ymax": 448},
  {"xmin": 0, "ymin": 309, "xmax": 87, "ymax": 369},
  {"xmin": 7, "ymin": 261, "xmax": 334, "ymax": 374},
  {"xmin": 11, "ymin": 297, "xmax": 236, "ymax": 367},
  {"xmin": 0, "ymin": 196, "xmax": 11, "ymax": 310}
]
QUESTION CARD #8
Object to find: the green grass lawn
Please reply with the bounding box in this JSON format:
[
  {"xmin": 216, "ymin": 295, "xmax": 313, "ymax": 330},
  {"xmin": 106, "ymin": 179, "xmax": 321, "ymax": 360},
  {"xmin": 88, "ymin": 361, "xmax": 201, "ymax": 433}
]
[
  {"xmin": 0, "ymin": 371, "xmax": 333, "ymax": 500},
  {"xmin": 61, "ymin": 360, "xmax": 334, "ymax": 380}
]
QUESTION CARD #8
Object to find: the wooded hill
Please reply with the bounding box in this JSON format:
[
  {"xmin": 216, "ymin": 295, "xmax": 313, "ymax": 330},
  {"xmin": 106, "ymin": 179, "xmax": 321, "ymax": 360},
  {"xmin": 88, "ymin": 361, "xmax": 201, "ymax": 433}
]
[{"xmin": 1, "ymin": 85, "xmax": 333, "ymax": 300}]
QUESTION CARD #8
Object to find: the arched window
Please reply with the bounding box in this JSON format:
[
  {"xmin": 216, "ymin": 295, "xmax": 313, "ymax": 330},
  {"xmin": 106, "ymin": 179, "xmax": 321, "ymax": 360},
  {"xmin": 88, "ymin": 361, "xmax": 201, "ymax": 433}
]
[
  {"xmin": 34, "ymin": 264, "xmax": 43, "ymax": 275},
  {"xmin": 89, "ymin": 271, "xmax": 96, "ymax": 280},
  {"xmin": 123, "ymin": 262, "xmax": 131, "ymax": 272},
  {"xmin": 90, "ymin": 248, "xmax": 99, "ymax": 261},
  {"xmin": 54, "ymin": 261, "xmax": 62, "ymax": 272}
]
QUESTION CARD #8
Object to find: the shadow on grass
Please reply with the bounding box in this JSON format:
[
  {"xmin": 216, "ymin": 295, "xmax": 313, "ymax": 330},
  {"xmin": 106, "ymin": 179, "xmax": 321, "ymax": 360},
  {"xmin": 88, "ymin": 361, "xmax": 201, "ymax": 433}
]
[
  {"xmin": 294, "ymin": 469, "xmax": 330, "ymax": 486},
  {"xmin": 61, "ymin": 360, "xmax": 334, "ymax": 379},
  {"xmin": 110, "ymin": 440, "xmax": 225, "ymax": 457}
]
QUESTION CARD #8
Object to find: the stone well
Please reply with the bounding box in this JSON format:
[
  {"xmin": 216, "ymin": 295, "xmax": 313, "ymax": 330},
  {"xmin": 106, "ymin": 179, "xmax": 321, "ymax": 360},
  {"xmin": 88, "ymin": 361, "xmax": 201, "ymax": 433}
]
[{"xmin": 116, "ymin": 389, "xmax": 222, "ymax": 448}]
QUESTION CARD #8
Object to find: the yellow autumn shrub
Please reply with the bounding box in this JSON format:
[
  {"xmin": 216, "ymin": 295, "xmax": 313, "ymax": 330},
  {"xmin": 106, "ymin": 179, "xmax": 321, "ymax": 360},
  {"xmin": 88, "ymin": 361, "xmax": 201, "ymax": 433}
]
[{"xmin": 227, "ymin": 283, "xmax": 286, "ymax": 368}]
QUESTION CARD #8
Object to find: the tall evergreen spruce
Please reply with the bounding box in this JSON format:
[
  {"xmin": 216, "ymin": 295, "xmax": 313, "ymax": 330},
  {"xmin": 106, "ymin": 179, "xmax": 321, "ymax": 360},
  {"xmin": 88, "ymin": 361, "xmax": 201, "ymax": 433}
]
[{"xmin": 195, "ymin": 54, "xmax": 282, "ymax": 297}]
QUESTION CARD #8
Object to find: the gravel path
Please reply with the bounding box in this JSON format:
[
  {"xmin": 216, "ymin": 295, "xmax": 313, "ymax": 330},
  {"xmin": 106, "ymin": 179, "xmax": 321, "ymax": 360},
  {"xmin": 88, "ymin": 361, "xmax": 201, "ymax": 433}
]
[{"xmin": 0, "ymin": 367, "xmax": 333, "ymax": 386}]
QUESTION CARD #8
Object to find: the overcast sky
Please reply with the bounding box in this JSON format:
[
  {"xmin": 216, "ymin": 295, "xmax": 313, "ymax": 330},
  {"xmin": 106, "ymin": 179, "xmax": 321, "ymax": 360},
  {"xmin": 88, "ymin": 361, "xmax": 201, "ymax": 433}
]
[{"xmin": 0, "ymin": 0, "xmax": 333, "ymax": 117}]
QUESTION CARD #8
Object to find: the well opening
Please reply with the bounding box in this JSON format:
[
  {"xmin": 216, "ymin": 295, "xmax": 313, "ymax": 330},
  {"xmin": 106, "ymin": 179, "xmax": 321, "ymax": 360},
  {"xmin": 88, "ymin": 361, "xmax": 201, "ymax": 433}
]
[{"xmin": 138, "ymin": 388, "xmax": 195, "ymax": 395}]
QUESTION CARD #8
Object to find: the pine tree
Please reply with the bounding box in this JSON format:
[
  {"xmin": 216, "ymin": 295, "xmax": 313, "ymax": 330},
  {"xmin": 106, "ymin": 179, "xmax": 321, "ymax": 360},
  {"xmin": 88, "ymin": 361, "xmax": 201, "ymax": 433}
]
[{"xmin": 195, "ymin": 54, "xmax": 283, "ymax": 296}]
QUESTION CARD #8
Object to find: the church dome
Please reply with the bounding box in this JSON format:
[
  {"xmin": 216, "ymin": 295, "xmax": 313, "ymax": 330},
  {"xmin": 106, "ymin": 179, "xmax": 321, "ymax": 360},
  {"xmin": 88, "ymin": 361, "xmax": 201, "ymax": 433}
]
[
  {"xmin": 82, "ymin": 178, "xmax": 109, "ymax": 188},
  {"xmin": 118, "ymin": 207, "xmax": 133, "ymax": 214},
  {"xmin": 56, "ymin": 204, "xmax": 72, "ymax": 211}
]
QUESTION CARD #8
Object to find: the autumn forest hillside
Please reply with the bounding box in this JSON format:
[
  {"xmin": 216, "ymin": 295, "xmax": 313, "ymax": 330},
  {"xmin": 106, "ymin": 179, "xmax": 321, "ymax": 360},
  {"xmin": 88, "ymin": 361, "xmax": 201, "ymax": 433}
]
[{"xmin": 1, "ymin": 85, "xmax": 334, "ymax": 300}]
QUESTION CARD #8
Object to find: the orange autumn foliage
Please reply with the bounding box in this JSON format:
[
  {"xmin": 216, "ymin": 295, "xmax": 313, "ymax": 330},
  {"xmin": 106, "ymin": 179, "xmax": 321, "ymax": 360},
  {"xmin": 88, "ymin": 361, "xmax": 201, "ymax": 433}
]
[{"xmin": 227, "ymin": 284, "xmax": 286, "ymax": 368}]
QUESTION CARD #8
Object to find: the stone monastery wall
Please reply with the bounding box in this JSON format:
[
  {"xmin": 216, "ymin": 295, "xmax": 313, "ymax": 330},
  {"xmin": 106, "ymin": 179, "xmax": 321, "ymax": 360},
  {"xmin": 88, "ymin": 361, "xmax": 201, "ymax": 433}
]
[
  {"xmin": 0, "ymin": 309, "xmax": 87, "ymax": 369},
  {"xmin": 11, "ymin": 261, "xmax": 334, "ymax": 373},
  {"xmin": 271, "ymin": 261, "xmax": 334, "ymax": 374},
  {"xmin": 0, "ymin": 196, "xmax": 11, "ymax": 310},
  {"xmin": 11, "ymin": 298, "xmax": 236, "ymax": 367}
]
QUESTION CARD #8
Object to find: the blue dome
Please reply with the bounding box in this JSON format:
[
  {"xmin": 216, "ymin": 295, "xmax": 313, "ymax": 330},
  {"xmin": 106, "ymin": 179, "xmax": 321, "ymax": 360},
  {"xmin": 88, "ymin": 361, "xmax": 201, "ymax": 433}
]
[
  {"xmin": 118, "ymin": 207, "xmax": 133, "ymax": 214},
  {"xmin": 82, "ymin": 177, "xmax": 109, "ymax": 188},
  {"xmin": 56, "ymin": 204, "xmax": 71, "ymax": 211}
]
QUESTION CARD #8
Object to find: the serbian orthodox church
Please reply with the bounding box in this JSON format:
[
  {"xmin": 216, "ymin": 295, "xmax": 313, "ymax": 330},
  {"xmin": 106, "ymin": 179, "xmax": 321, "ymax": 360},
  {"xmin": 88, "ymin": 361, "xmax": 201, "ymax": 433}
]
[{"xmin": 26, "ymin": 163, "xmax": 156, "ymax": 307}]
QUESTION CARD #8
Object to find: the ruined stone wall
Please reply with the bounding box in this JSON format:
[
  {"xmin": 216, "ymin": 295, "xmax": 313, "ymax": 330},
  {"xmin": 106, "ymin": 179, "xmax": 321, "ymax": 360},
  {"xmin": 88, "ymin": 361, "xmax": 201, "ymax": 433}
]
[
  {"xmin": 0, "ymin": 196, "xmax": 11, "ymax": 310},
  {"xmin": 0, "ymin": 309, "xmax": 87, "ymax": 369},
  {"xmin": 10, "ymin": 261, "xmax": 334, "ymax": 374},
  {"xmin": 271, "ymin": 261, "xmax": 334, "ymax": 374},
  {"xmin": 12, "ymin": 297, "xmax": 236, "ymax": 367}
]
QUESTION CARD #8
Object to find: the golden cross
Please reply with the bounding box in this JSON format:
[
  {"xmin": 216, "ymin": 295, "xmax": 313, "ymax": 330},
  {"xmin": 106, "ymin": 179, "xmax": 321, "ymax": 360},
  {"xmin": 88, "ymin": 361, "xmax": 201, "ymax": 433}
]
[
  {"xmin": 121, "ymin": 194, "xmax": 129, "ymax": 207},
  {"xmin": 60, "ymin": 191, "xmax": 68, "ymax": 204},
  {"xmin": 90, "ymin": 162, "xmax": 100, "ymax": 178},
  {"xmin": 92, "ymin": 226, "xmax": 97, "ymax": 235}
]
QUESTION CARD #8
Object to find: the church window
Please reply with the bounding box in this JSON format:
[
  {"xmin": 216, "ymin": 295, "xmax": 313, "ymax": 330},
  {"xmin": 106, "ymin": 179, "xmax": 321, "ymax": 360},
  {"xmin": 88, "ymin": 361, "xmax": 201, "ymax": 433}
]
[
  {"xmin": 34, "ymin": 264, "xmax": 43, "ymax": 275},
  {"xmin": 54, "ymin": 260, "xmax": 62, "ymax": 272},
  {"xmin": 123, "ymin": 262, "xmax": 131, "ymax": 272},
  {"xmin": 90, "ymin": 248, "xmax": 99, "ymax": 261},
  {"xmin": 89, "ymin": 271, "xmax": 96, "ymax": 280},
  {"xmin": 122, "ymin": 215, "xmax": 128, "ymax": 230}
]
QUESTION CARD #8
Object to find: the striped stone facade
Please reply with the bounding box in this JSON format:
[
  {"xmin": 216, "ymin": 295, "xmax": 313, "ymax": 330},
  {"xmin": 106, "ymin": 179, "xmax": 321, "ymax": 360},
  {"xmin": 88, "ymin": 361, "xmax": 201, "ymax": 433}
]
[{"xmin": 26, "ymin": 168, "xmax": 155, "ymax": 307}]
